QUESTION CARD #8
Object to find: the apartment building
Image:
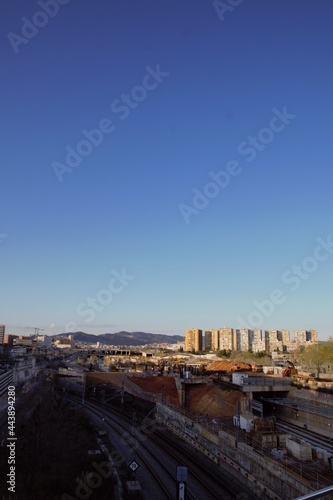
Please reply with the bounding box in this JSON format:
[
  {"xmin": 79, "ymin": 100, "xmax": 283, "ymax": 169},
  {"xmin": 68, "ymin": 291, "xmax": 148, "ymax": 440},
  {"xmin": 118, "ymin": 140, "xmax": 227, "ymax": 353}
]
[
  {"xmin": 186, "ymin": 326, "xmax": 319, "ymax": 354},
  {"xmin": 294, "ymin": 329, "xmax": 318, "ymax": 346},
  {"xmin": 265, "ymin": 330, "xmax": 284, "ymax": 353},
  {"xmin": 204, "ymin": 330, "xmax": 219, "ymax": 351},
  {"xmin": 219, "ymin": 327, "xmax": 234, "ymax": 351},
  {"xmin": 0, "ymin": 324, "xmax": 5, "ymax": 345},
  {"xmin": 185, "ymin": 329, "xmax": 202, "ymax": 352},
  {"xmin": 250, "ymin": 328, "xmax": 266, "ymax": 353},
  {"xmin": 235, "ymin": 328, "xmax": 251, "ymax": 351}
]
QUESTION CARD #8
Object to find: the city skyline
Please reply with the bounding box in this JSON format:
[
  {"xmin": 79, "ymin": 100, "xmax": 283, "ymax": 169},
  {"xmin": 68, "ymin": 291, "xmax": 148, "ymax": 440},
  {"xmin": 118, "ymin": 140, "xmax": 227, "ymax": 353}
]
[
  {"xmin": 1, "ymin": 1, "xmax": 333, "ymax": 340},
  {"xmin": 185, "ymin": 327, "xmax": 320, "ymax": 354},
  {"xmin": 3, "ymin": 324, "xmax": 331, "ymax": 343}
]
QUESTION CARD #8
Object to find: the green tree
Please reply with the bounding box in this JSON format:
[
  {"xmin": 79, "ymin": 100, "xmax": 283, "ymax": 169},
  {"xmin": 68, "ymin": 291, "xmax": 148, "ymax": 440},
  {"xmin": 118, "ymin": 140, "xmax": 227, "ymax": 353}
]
[
  {"xmin": 217, "ymin": 349, "xmax": 232, "ymax": 358},
  {"xmin": 301, "ymin": 342, "xmax": 332, "ymax": 376}
]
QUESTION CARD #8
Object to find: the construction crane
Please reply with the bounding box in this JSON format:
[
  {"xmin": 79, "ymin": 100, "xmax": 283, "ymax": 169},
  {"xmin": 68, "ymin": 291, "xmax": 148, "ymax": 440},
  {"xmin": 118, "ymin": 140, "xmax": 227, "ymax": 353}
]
[{"xmin": 19, "ymin": 326, "xmax": 44, "ymax": 337}]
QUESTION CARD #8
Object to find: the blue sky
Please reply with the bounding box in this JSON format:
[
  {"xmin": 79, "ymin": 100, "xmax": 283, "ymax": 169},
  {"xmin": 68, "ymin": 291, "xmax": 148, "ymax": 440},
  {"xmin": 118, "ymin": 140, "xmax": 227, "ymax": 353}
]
[{"xmin": 1, "ymin": 0, "xmax": 332, "ymax": 339}]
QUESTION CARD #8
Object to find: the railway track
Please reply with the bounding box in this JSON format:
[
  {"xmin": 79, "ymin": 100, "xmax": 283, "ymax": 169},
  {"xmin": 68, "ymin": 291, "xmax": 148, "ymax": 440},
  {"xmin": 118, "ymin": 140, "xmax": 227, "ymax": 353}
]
[
  {"xmin": 275, "ymin": 420, "xmax": 333, "ymax": 455},
  {"xmin": 66, "ymin": 393, "xmax": 251, "ymax": 499},
  {"xmin": 151, "ymin": 426, "xmax": 254, "ymax": 499},
  {"xmin": 67, "ymin": 394, "xmax": 174, "ymax": 499}
]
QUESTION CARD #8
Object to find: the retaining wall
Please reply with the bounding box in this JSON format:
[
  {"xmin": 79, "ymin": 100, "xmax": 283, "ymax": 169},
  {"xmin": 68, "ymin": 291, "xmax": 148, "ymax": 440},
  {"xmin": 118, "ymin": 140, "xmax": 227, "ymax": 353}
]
[{"xmin": 156, "ymin": 403, "xmax": 319, "ymax": 500}]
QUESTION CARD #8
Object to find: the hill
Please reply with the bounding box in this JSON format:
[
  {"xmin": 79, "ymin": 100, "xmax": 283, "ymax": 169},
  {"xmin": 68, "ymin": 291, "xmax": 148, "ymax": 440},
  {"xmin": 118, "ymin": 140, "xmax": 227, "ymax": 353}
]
[{"xmin": 55, "ymin": 330, "xmax": 184, "ymax": 346}]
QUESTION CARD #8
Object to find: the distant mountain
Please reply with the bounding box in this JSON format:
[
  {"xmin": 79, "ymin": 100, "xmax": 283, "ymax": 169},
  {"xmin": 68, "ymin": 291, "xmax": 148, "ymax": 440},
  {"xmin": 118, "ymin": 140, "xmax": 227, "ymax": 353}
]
[{"xmin": 55, "ymin": 331, "xmax": 184, "ymax": 346}]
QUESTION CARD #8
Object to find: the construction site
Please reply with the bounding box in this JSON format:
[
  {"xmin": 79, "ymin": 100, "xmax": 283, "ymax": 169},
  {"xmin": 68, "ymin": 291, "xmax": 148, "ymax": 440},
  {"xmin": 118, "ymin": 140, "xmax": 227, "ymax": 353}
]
[{"xmin": 73, "ymin": 352, "xmax": 333, "ymax": 499}]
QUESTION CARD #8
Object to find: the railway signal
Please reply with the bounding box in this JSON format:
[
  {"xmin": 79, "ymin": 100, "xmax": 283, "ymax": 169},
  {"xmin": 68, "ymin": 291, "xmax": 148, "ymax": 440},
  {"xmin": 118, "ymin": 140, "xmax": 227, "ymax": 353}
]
[
  {"xmin": 128, "ymin": 460, "xmax": 139, "ymax": 472},
  {"xmin": 177, "ymin": 466, "xmax": 187, "ymax": 500}
]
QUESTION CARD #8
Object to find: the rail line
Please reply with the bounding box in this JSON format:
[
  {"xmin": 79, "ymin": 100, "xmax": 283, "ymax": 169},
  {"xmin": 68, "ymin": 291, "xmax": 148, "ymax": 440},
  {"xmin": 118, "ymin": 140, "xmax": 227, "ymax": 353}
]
[
  {"xmin": 67, "ymin": 394, "xmax": 174, "ymax": 499},
  {"xmin": 67, "ymin": 393, "xmax": 244, "ymax": 499},
  {"xmin": 275, "ymin": 420, "xmax": 333, "ymax": 455}
]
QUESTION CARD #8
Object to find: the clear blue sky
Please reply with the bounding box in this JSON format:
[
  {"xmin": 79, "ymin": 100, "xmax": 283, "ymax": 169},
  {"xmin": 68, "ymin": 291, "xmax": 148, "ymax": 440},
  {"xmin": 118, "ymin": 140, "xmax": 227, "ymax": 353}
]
[{"xmin": 1, "ymin": 0, "xmax": 332, "ymax": 339}]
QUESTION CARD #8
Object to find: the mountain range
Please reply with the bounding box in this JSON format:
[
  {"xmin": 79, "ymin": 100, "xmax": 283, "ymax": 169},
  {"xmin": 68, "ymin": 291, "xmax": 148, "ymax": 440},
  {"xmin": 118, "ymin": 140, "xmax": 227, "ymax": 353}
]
[{"xmin": 55, "ymin": 331, "xmax": 184, "ymax": 346}]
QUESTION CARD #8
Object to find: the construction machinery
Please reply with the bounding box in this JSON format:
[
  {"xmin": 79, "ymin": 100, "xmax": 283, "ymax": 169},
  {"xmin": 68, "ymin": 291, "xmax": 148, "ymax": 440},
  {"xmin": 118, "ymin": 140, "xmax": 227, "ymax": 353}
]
[
  {"xmin": 251, "ymin": 364, "xmax": 263, "ymax": 372},
  {"xmin": 282, "ymin": 360, "xmax": 298, "ymax": 377}
]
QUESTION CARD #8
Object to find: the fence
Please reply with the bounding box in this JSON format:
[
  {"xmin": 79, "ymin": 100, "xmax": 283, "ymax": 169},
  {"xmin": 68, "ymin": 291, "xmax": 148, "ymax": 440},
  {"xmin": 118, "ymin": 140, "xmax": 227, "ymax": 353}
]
[{"xmin": 0, "ymin": 369, "xmax": 13, "ymax": 396}]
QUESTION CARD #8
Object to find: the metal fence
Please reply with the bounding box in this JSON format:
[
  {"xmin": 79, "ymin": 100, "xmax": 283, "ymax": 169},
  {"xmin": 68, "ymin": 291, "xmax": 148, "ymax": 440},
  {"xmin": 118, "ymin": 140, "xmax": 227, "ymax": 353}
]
[{"xmin": 0, "ymin": 369, "xmax": 13, "ymax": 396}]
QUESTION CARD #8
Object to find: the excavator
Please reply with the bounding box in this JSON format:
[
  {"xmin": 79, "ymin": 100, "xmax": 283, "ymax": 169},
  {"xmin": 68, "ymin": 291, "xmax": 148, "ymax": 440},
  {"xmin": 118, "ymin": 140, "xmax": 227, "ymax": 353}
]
[{"xmin": 282, "ymin": 360, "xmax": 297, "ymax": 377}]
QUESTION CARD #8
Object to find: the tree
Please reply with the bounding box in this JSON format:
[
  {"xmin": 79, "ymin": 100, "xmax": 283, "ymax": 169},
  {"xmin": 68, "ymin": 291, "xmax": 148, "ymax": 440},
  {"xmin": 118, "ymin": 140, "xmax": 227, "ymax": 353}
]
[
  {"xmin": 0, "ymin": 346, "xmax": 15, "ymax": 367},
  {"xmin": 300, "ymin": 342, "xmax": 332, "ymax": 376},
  {"xmin": 217, "ymin": 349, "xmax": 232, "ymax": 358}
]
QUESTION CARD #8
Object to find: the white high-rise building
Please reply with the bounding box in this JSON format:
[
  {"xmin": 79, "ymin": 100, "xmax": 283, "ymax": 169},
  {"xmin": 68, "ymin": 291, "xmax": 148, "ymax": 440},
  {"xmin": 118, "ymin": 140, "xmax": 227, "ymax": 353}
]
[
  {"xmin": 294, "ymin": 329, "xmax": 318, "ymax": 346},
  {"xmin": 251, "ymin": 329, "xmax": 266, "ymax": 352},
  {"xmin": 219, "ymin": 327, "xmax": 234, "ymax": 351},
  {"xmin": 236, "ymin": 328, "xmax": 251, "ymax": 351}
]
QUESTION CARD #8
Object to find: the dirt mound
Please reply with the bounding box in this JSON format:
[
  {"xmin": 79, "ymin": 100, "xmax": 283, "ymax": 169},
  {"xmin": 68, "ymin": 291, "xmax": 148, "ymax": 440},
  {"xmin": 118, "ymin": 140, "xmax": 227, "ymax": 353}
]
[
  {"xmin": 129, "ymin": 376, "xmax": 179, "ymax": 405},
  {"xmin": 207, "ymin": 360, "xmax": 251, "ymax": 371},
  {"xmin": 85, "ymin": 373, "xmax": 240, "ymax": 417},
  {"xmin": 185, "ymin": 384, "xmax": 241, "ymax": 417}
]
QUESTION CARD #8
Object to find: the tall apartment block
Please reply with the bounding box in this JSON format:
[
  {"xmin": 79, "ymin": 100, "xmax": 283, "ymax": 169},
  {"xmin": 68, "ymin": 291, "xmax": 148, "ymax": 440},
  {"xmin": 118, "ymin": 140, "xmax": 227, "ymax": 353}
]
[
  {"xmin": 265, "ymin": 330, "xmax": 284, "ymax": 353},
  {"xmin": 235, "ymin": 328, "xmax": 251, "ymax": 351},
  {"xmin": 219, "ymin": 327, "xmax": 234, "ymax": 351},
  {"xmin": 309, "ymin": 330, "xmax": 318, "ymax": 342},
  {"xmin": 281, "ymin": 329, "xmax": 290, "ymax": 344},
  {"xmin": 204, "ymin": 330, "xmax": 219, "ymax": 351},
  {"xmin": 185, "ymin": 329, "xmax": 202, "ymax": 352},
  {"xmin": 294, "ymin": 329, "xmax": 318, "ymax": 346},
  {"xmin": 186, "ymin": 325, "xmax": 318, "ymax": 354},
  {"xmin": 0, "ymin": 325, "xmax": 5, "ymax": 345},
  {"xmin": 250, "ymin": 328, "xmax": 266, "ymax": 353}
]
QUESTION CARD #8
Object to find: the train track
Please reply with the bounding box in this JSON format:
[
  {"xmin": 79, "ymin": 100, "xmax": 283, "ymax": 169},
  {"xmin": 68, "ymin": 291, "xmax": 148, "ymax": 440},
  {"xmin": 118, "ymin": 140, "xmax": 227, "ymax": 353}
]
[
  {"xmin": 98, "ymin": 394, "xmax": 258, "ymax": 499},
  {"xmin": 275, "ymin": 420, "xmax": 333, "ymax": 455},
  {"xmin": 67, "ymin": 394, "xmax": 174, "ymax": 499},
  {"xmin": 67, "ymin": 393, "xmax": 249, "ymax": 499},
  {"xmin": 151, "ymin": 426, "xmax": 254, "ymax": 499}
]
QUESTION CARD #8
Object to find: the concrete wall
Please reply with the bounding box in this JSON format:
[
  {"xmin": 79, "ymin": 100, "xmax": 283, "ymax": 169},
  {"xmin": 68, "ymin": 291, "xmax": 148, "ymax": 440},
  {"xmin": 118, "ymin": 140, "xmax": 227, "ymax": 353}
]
[
  {"xmin": 218, "ymin": 430, "xmax": 313, "ymax": 500},
  {"xmin": 264, "ymin": 399, "xmax": 333, "ymax": 439},
  {"xmin": 13, "ymin": 359, "xmax": 36, "ymax": 384},
  {"xmin": 156, "ymin": 402, "xmax": 316, "ymax": 500},
  {"xmin": 290, "ymin": 387, "xmax": 333, "ymax": 406},
  {"xmin": 286, "ymin": 438, "xmax": 312, "ymax": 460}
]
